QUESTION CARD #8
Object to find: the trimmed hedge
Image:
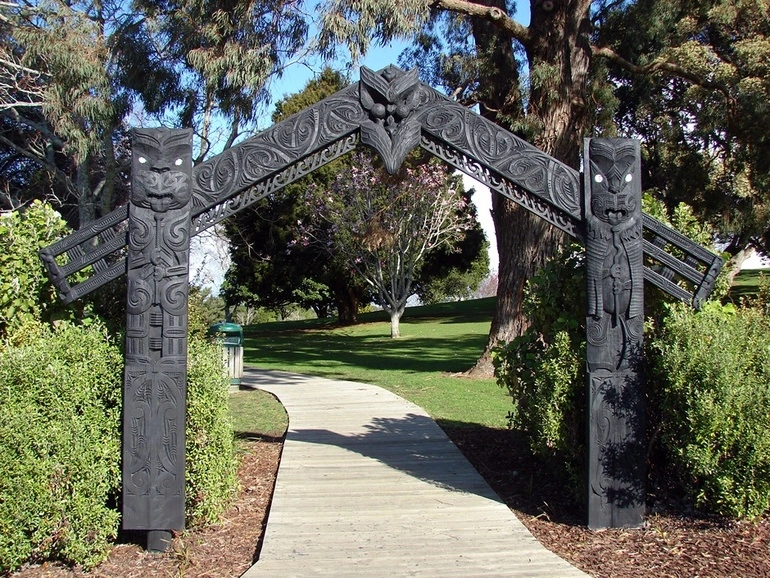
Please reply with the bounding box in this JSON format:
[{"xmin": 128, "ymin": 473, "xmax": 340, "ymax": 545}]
[
  {"xmin": 0, "ymin": 321, "xmax": 123, "ymax": 571},
  {"xmin": 0, "ymin": 326, "xmax": 239, "ymax": 573},
  {"xmin": 186, "ymin": 335, "xmax": 238, "ymax": 526},
  {"xmin": 651, "ymin": 302, "xmax": 770, "ymax": 519}
]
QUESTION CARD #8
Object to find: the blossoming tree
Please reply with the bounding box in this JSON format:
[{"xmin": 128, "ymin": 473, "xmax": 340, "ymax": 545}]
[{"xmin": 297, "ymin": 151, "xmax": 475, "ymax": 337}]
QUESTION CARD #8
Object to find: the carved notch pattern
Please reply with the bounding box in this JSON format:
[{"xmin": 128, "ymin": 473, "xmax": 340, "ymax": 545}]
[
  {"xmin": 122, "ymin": 128, "xmax": 192, "ymax": 531},
  {"xmin": 420, "ymin": 134, "xmax": 581, "ymax": 239}
]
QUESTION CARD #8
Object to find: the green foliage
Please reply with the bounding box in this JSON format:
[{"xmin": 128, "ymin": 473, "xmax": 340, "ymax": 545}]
[
  {"xmin": 492, "ymin": 244, "xmax": 586, "ymax": 478},
  {"xmin": 0, "ymin": 310, "xmax": 238, "ymax": 571},
  {"xmin": 414, "ymin": 185, "xmax": 490, "ymax": 305},
  {"xmin": 0, "ymin": 321, "xmax": 122, "ymax": 572},
  {"xmin": 492, "ymin": 198, "xmax": 730, "ymax": 507},
  {"xmin": 223, "ymin": 69, "xmax": 371, "ymax": 323},
  {"xmin": 650, "ymin": 302, "xmax": 770, "ymax": 519},
  {"xmin": 602, "ymin": 0, "xmax": 770, "ymax": 258},
  {"xmin": 188, "ymin": 285, "xmax": 225, "ymax": 337},
  {"xmin": 185, "ymin": 335, "xmax": 238, "ymax": 527},
  {"xmin": 0, "ymin": 201, "xmax": 76, "ymax": 338}
]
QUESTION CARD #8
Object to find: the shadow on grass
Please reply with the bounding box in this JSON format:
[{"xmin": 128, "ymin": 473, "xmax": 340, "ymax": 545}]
[{"xmin": 243, "ymin": 332, "xmax": 489, "ymax": 376}]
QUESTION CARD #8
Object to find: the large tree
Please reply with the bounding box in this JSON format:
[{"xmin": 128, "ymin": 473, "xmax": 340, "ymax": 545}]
[
  {"xmin": 314, "ymin": 0, "xmax": 768, "ymax": 374},
  {"xmin": 0, "ymin": 0, "xmax": 306, "ymax": 226},
  {"xmin": 599, "ymin": 0, "xmax": 770, "ymax": 277},
  {"xmin": 223, "ymin": 69, "xmax": 373, "ymax": 323}
]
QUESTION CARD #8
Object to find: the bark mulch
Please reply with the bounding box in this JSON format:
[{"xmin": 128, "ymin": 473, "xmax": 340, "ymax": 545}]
[{"xmin": 12, "ymin": 426, "xmax": 770, "ymax": 577}]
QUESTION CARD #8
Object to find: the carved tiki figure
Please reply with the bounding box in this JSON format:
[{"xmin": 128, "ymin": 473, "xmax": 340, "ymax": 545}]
[
  {"xmin": 123, "ymin": 128, "xmax": 193, "ymax": 531},
  {"xmin": 584, "ymin": 138, "xmax": 646, "ymax": 528},
  {"xmin": 584, "ymin": 139, "xmax": 644, "ymax": 373}
]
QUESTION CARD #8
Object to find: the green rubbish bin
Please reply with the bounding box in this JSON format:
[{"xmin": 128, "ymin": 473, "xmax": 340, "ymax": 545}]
[{"xmin": 208, "ymin": 322, "xmax": 243, "ymax": 388}]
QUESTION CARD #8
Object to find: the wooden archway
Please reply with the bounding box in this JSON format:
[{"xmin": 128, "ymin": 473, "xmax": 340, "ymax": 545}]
[{"xmin": 40, "ymin": 65, "xmax": 722, "ymax": 547}]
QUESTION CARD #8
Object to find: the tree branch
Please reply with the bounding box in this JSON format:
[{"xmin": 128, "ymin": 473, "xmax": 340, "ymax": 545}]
[
  {"xmin": 0, "ymin": 133, "xmax": 74, "ymax": 195},
  {"xmin": 431, "ymin": 0, "xmax": 530, "ymax": 45},
  {"xmin": 592, "ymin": 44, "xmax": 731, "ymax": 98}
]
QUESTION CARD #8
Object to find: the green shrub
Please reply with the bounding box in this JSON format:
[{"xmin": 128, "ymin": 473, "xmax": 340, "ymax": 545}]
[
  {"xmin": 651, "ymin": 302, "xmax": 770, "ymax": 519},
  {"xmin": 0, "ymin": 201, "xmax": 76, "ymax": 337},
  {"xmin": 188, "ymin": 286, "xmax": 226, "ymax": 337},
  {"xmin": 185, "ymin": 335, "xmax": 238, "ymax": 526},
  {"xmin": 0, "ymin": 326, "xmax": 239, "ymax": 572},
  {"xmin": 492, "ymin": 244, "xmax": 586, "ymax": 480},
  {"xmin": 0, "ymin": 321, "xmax": 122, "ymax": 572},
  {"xmin": 491, "ymin": 195, "xmax": 736, "ymax": 511}
]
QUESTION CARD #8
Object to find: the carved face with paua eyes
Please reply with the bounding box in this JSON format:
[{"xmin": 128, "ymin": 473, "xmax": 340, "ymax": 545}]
[
  {"xmin": 131, "ymin": 129, "xmax": 193, "ymax": 213},
  {"xmin": 588, "ymin": 140, "xmax": 638, "ymax": 227}
]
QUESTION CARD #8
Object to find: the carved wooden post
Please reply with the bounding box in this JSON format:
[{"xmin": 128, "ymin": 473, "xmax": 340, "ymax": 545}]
[
  {"xmin": 583, "ymin": 138, "xmax": 646, "ymax": 529},
  {"xmin": 123, "ymin": 128, "xmax": 193, "ymax": 551}
]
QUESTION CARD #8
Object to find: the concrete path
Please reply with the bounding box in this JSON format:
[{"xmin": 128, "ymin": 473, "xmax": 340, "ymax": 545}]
[{"xmin": 241, "ymin": 368, "xmax": 589, "ymax": 578}]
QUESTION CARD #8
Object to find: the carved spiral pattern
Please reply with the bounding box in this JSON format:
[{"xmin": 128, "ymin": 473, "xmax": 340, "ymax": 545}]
[
  {"xmin": 165, "ymin": 212, "xmax": 191, "ymax": 254},
  {"xmin": 192, "ymin": 134, "xmax": 359, "ymax": 234},
  {"xmin": 191, "ymin": 85, "xmax": 365, "ymax": 215},
  {"xmin": 128, "ymin": 211, "xmax": 153, "ymax": 252},
  {"xmin": 417, "ymin": 92, "xmax": 581, "ymax": 219},
  {"xmin": 162, "ymin": 279, "xmax": 188, "ymax": 316},
  {"xmin": 586, "ymin": 317, "xmax": 608, "ymax": 346}
]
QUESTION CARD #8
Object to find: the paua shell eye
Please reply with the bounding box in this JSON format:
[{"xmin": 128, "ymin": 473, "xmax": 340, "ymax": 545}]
[
  {"xmin": 594, "ymin": 174, "xmax": 604, "ymax": 183},
  {"xmin": 625, "ymin": 174, "xmax": 633, "ymax": 183},
  {"xmin": 138, "ymin": 157, "xmax": 147, "ymax": 164},
  {"xmin": 174, "ymin": 159, "xmax": 183, "ymax": 166}
]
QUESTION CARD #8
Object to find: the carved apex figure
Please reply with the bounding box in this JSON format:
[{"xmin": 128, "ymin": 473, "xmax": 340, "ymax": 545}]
[
  {"xmin": 359, "ymin": 65, "xmax": 422, "ymax": 174},
  {"xmin": 584, "ymin": 138, "xmax": 644, "ymax": 373}
]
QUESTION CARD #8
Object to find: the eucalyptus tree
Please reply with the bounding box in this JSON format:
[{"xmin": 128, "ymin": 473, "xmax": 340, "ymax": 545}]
[
  {"xmin": 0, "ymin": 0, "xmax": 307, "ymax": 226},
  {"xmin": 314, "ymin": 0, "xmax": 769, "ymax": 374}
]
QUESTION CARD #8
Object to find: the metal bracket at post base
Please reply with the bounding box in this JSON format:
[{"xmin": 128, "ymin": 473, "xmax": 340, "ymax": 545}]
[{"xmin": 147, "ymin": 530, "xmax": 173, "ymax": 553}]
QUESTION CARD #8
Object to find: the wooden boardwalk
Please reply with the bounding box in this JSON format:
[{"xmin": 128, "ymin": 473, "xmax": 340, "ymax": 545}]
[{"xmin": 241, "ymin": 368, "xmax": 589, "ymax": 578}]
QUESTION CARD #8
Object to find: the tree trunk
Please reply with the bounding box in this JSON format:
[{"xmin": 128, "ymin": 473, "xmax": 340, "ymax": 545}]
[
  {"xmin": 725, "ymin": 246, "xmax": 755, "ymax": 288},
  {"xmin": 76, "ymin": 156, "xmax": 96, "ymax": 227},
  {"xmin": 333, "ymin": 282, "xmax": 360, "ymax": 325},
  {"xmin": 388, "ymin": 305, "xmax": 405, "ymax": 338},
  {"xmin": 467, "ymin": 0, "xmax": 593, "ymax": 377}
]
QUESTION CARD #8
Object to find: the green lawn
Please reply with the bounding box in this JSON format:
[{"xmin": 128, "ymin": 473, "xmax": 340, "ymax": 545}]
[
  {"xmin": 239, "ymin": 298, "xmax": 512, "ymax": 430},
  {"xmin": 228, "ymin": 388, "xmax": 288, "ymax": 443},
  {"xmin": 728, "ymin": 268, "xmax": 769, "ymax": 301}
]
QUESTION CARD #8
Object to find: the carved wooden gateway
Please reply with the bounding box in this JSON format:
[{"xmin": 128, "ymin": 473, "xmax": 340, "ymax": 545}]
[{"xmin": 40, "ymin": 66, "xmax": 722, "ymax": 545}]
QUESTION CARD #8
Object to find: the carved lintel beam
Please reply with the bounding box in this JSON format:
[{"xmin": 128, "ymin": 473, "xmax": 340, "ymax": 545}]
[
  {"xmin": 584, "ymin": 138, "xmax": 646, "ymax": 530},
  {"xmin": 122, "ymin": 128, "xmax": 193, "ymax": 540}
]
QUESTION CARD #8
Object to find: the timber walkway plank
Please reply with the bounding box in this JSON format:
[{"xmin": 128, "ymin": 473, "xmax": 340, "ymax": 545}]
[{"xmin": 241, "ymin": 368, "xmax": 589, "ymax": 578}]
